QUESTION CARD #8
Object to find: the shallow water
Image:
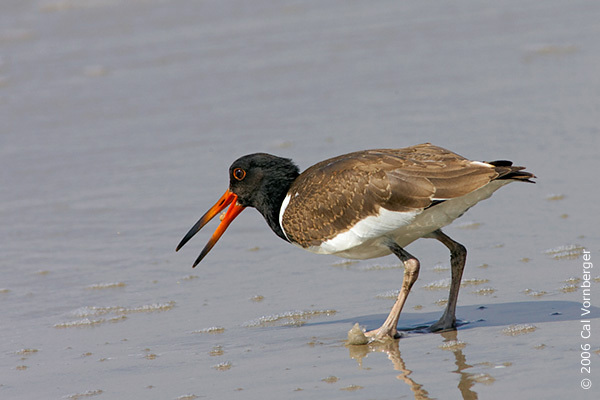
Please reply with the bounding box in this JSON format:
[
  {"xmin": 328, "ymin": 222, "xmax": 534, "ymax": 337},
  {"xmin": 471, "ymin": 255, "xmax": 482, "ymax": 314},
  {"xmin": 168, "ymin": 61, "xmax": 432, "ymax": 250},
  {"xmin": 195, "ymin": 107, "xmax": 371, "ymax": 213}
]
[{"xmin": 2, "ymin": 0, "xmax": 599, "ymax": 399}]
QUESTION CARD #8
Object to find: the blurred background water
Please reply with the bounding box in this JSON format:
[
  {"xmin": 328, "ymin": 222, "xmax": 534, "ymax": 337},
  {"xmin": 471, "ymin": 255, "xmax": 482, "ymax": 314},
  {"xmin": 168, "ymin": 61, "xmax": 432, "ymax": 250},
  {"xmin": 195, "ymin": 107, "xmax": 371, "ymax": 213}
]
[{"xmin": 1, "ymin": 1, "xmax": 599, "ymax": 399}]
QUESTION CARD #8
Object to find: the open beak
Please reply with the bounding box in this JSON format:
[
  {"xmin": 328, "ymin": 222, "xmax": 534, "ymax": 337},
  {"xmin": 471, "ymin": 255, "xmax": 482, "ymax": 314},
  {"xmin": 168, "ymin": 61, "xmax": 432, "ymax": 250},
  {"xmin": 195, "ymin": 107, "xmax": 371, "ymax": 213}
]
[{"xmin": 176, "ymin": 189, "xmax": 245, "ymax": 267}]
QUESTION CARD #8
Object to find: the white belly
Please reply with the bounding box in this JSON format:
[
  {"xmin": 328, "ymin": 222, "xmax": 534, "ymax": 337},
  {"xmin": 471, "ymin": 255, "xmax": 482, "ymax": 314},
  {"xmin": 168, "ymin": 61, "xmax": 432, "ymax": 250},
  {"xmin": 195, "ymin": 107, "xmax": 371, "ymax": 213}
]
[{"xmin": 302, "ymin": 180, "xmax": 510, "ymax": 259}]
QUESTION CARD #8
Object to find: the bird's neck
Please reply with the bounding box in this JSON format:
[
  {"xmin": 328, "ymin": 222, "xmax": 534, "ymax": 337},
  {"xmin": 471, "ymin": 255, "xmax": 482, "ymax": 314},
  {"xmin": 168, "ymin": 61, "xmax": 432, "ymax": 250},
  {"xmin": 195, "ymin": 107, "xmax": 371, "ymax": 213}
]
[
  {"xmin": 255, "ymin": 172, "xmax": 299, "ymax": 242},
  {"xmin": 262, "ymin": 203, "xmax": 289, "ymax": 242}
]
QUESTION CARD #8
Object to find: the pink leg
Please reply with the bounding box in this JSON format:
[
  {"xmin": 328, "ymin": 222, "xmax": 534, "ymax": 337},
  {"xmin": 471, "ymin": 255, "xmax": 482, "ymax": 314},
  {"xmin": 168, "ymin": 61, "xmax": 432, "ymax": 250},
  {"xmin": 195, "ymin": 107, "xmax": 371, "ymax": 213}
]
[{"xmin": 365, "ymin": 243, "xmax": 420, "ymax": 340}]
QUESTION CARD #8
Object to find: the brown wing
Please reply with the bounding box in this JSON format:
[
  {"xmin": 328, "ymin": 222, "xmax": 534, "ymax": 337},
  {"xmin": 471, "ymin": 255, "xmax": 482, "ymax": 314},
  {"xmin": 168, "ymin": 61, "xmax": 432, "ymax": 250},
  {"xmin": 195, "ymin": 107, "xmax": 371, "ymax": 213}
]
[
  {"xmin": 382, "ymin": 143, "xmax": 499, "ymax": 201},
  {"xmin": 281, "ymin": 143, "xmax": 499, "ymax": 247}
]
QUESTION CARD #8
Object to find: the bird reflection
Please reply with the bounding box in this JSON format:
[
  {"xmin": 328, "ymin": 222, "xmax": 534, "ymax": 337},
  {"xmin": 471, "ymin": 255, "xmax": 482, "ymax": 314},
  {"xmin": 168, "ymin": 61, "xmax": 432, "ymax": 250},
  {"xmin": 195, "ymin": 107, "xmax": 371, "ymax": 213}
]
[
  {"xmin": 346, "ymin": 330, "xmax": 484, "ymax": 400},
  {"xmin": 441, "ymin": 330, "xmax": 478, "ymax": 400},
  {"xmin": 347, "ymin": 338, "xmax": 432, "ymax": 399}
]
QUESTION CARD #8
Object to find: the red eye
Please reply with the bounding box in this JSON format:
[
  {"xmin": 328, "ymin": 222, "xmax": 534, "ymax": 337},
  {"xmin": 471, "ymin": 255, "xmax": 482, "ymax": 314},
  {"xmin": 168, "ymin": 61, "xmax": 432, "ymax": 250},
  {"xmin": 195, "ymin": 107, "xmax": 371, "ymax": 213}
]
[{"xmin": 233, "ymin": 168, "xmax": 246, "ymax": 181}]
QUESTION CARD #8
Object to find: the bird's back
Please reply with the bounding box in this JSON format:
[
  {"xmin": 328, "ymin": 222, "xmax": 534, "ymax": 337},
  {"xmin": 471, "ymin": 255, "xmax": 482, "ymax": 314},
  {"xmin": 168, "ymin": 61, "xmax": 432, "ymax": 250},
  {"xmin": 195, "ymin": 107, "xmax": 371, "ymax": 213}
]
[{"xmin": 279, "ymin": 143, "xmax": 533, "ymax": 256}]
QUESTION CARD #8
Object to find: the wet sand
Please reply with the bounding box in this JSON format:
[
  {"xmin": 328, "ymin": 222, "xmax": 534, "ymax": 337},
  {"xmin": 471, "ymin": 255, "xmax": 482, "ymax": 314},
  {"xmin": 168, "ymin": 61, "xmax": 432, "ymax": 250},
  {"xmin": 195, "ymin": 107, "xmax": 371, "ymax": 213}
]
[{"xmin": 1, "ymin": 0, "xmax": 599, "ymax": 398}]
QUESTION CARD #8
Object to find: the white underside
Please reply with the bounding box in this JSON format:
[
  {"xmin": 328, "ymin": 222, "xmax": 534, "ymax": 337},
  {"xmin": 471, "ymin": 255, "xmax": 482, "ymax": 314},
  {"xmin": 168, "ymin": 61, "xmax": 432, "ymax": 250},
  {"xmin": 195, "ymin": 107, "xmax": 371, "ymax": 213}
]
[{"xmin": 282, "ymin": 180, "xmax": 511, "ymax": 260}]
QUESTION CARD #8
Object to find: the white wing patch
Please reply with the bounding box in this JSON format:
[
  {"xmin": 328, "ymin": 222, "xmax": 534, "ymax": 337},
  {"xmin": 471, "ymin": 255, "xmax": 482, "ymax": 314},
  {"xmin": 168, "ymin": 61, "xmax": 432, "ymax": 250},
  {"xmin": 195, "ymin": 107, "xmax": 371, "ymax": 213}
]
[{"xmin": 470, "ymin": 161, "xmax": 494, "ymax": 168}]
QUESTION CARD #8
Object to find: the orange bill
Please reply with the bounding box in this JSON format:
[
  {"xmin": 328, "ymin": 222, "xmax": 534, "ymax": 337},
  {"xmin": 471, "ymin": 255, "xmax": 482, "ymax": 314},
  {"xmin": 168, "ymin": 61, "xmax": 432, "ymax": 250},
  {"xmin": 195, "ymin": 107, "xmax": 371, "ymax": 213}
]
[{"xmin": 176, "ymin": 189, "xmax": 246, "ymax": 267}]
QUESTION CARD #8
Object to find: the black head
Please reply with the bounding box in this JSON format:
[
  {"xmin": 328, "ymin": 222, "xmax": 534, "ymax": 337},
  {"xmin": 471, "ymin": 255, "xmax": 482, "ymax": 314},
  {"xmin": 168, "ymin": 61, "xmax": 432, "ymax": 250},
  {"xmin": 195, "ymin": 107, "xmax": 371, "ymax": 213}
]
[
  {"xmin": 228, "ymin": 153, "xmax": 300, "ymax": 209},
  {"xmin": 176, "ymin": 153, "xmax": 300, "ymax": 267}
]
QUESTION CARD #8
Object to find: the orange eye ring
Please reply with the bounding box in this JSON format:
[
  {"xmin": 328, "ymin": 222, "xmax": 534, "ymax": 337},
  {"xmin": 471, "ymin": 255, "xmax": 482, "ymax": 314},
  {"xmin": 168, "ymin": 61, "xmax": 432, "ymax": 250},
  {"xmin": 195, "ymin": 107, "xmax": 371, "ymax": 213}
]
[{"xmin": 233, "ymin": 168, "xmax": 246, "ymax": 181}]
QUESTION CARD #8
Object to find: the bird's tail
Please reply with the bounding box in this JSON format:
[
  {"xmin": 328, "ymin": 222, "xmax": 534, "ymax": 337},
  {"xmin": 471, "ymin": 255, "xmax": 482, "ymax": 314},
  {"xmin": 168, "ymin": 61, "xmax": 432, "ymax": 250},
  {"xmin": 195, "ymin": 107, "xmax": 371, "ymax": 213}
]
[{"xmin": 487, "ymin": 160, "xmax": 536, "ymax": 183}]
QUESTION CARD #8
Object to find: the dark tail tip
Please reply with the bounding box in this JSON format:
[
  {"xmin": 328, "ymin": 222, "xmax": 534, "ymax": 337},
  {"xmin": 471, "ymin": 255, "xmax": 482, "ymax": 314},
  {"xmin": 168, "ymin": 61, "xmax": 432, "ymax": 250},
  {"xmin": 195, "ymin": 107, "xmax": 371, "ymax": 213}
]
[{"xmin": 487, "ymin": 160, "xmax": 536, "ymax": 183}]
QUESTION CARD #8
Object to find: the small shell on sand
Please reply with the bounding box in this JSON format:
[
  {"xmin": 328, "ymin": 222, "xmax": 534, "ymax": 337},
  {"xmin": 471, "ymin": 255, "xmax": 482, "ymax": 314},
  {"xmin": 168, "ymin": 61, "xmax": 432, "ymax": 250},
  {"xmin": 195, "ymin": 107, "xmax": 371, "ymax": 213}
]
[{"xmin": 346, "ymin": 323, "xmax": 369, "ymax": 345}]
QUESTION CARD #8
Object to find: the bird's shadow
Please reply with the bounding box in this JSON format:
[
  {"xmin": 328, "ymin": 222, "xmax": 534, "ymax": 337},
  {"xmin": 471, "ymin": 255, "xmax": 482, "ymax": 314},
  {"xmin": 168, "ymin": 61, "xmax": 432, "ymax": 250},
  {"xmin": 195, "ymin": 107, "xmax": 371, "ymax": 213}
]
[{"xmin": 307, "ymin": 300, "xmax": 598, "ymax": 333}]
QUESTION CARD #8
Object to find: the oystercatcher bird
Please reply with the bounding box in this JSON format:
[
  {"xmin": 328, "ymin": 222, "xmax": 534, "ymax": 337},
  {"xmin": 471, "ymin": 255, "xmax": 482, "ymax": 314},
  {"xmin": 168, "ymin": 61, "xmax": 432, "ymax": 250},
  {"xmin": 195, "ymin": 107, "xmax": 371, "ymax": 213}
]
[{"xmin": 176, "ymin": 143, "xmax": 534, "ymax": 340}]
